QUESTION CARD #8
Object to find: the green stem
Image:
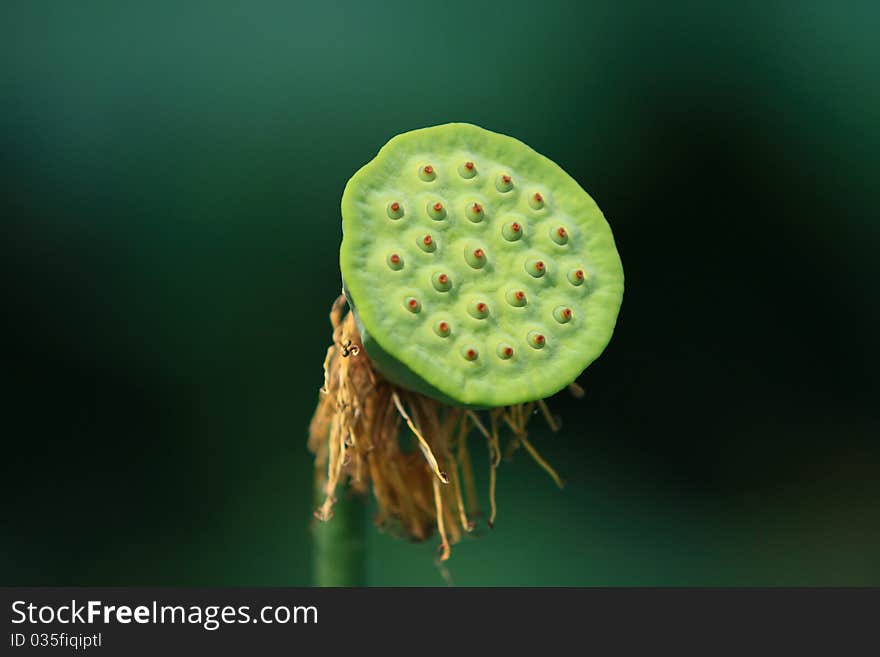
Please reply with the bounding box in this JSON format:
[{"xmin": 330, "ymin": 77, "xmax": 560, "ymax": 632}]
[{"xmin": 312, "ymin": 483, "xmax": 367, "ymax": 587}]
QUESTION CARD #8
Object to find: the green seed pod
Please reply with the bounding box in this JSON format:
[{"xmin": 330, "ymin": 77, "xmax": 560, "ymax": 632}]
[{"xmin": 340, "ymin": 123, "xmax": 624, "ymax": 407}]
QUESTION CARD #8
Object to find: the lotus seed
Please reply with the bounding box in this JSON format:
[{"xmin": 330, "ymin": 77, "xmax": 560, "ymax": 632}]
[
  {"xmin": 425, "ymin": 201, "xmax": 445, "ymax": 221},
  {"xmin": 465, "ymin": 247, "xmax": 487, "ymax": 269},
  {"xmin": 434, "ymin": 320, "xmax": 451, "ymax": 337},
  {"xmin": 468, "ymin": 301, "xmax": 489, "ymax": 319},
  {"xmin": 432, "ymin": 272, "xmax": 452, "ymax": 292},
  {"xmin": 387, "ymin": 201, "xmax": 404, "ymax": 219},
  {"xmin": 497, "ymin": 344, "xmax": 515, "ymax": 360},
  {"xmin": 459, "ymin": 161, "xmax": 477, "ymax": 179},
  {"xmin": 387, "ymin": 252, "xmax": 404, "ymax": 270},
  {"xmin": 529, "ymin": 192, "xmax": 545, "ymax": 210},
  {"xmin": 502, "ymin": 221, "xmax": 523, "ymax": 241},
  {"xmin": 551, "ymin": 226, "xmax": 569, "ymax": 245},
  {"xmin": 495, "ymin": 173, "xmax": 514, "ymax": 193},
  {"xmin": 526, "ymin": 259, "xmax": 546, "ymax": 277},
  {"xmin": 553, "ymin": 306, "xmax": 573, "ymax": 323},
  {"xmin": 567, "ymin": 268, "xmax": 586, "ymax": 286},
  {"xmin": 419, "ymin": 234, "xmax": 436, "ymax": 252},
  {"xmin": 405, "ymin": 297, "xmax": 421, "ymax": 313},
  {"xmin": 506, "ymin": 289, "xmax": 527, "ymax": 307},
  {"xmin": 527, "ymin": 331, "xmax": 546, "ymax": 349},
  {"xmin": 466, "ymin": 202, "xmax": 484, "ymax": 222},
  {"xmin": 462, "ymin": 347, "xmax": 479, "ymax": 361}
]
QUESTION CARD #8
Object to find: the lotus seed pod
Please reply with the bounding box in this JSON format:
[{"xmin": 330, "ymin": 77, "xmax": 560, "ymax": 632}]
[{"xmin": 340, "ymin": 123, "xmax": 624, "ymax": 407}]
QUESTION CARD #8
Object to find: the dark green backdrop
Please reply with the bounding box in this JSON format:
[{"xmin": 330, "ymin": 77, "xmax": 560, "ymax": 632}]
[{"xmin": 3, "ymin": 1, "xmax": 878, "ymax": 585}]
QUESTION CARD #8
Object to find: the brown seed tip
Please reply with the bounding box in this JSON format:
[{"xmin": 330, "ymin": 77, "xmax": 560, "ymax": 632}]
[
  {"xmin": 536, "ymin": 260, "xmax": 545, "ymax": 271},
  {"xmin": 563, "ymin": 308, "xmax": 572, "ymax": 319},
  {"xmin": 390, "ymin": 253, "xmax": 400, "ymax": 264},
  {"xmin": 515, "ymin": 290, "xmax": 525, "ymax": 300},
  {"xmin": 433, "ymin": 202, "xmax": 443, "ymax": 211},
  {"xmin": 438, "ymin": 274, "xmax": 448, "ymax": 284},
  {"xmin": 535, "ymin": 334, "xmax": 545, "ymax": 344},
  {"xmin": 408, "ymin": 299, "xmax": 418, "ymax": 309},
  {"xmin": 504, "ymin": 347, "xmax": 513, "ymax": 357},
  {"xmin": 557, "ymin": 227, "xmax": 567, "ymax": 237},
  {"xmin": 424, "ymin": 235, "xmax": 433, "ymax": 245},
  {"xmin": 423, "ymin": 165, "xmax": 433, "ymax": 174},
  {"xmin": 439, "ymin": 321, "xmax": 449, "ymax": 332},
  {"xmin": 390, "ymin": 202, "xmax": 400, "ymax": 212},
  {"xmin": 502, "ymin": 174, "xmax": 511, "ymax": 184},
  {"xmin": 512, "ymin": 222, "xmax": 521, "ymax": 232},
  {"xmin": 465, "ymin": 161, "xmax": 474, "ymax": 170},
  {"xmin": 477, "ymin": 302, "xmax": 487, "ymax": 312},
  {"xmin": 575, "ymin": 269, "xmax": 584, "ymax": 279},
  {"xmin": 474, "ymin": 248, "xmax": 484, "ymax": 258},
  {"xmin": 534, "ymin": 192, "xmax": 543, "ymax": 202},
  {"xmin": 472, "ymin": 203, "xmax": 482, "ymax": 213}
]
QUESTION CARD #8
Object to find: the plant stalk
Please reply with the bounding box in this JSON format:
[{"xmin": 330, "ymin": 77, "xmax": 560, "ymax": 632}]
[{"xmin": 312, "ymin": 482, "xmax": 367, "ymax": 587}]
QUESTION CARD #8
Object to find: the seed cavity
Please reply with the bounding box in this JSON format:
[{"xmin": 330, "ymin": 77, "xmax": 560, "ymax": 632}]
[
  {"xmin": 432, "ymin": 272, "xmax": 452, "ymax": 292},
  {"xmin": 387, "ymin": 252, "xmax": 404, "ymax": 270},
  {"xmin": 466, "ymin": 202, "xmax": 485, "ymax": 223},
  {"xmin": 434, "ymin": 321, "xmax": 451, "ymax": 337},
  {"xmin": 419, "ymin": 234, "xmax": 436, "ymax": 252},
  {"xmin": 502, "ymin": 221, "xmax": 523, "ymax": 241},
  {"xmin": 462, "ymin": 347, "xmax": 479, "ymax": 361},
  {"xmin": 568, "ymin": 268, "xmax": 586, "ymax": 286},
  {"xmin": 553, "ymin": 306, "xmax": 573, "ymax": 323},
  {"xmin": 427, "ymin": 200, "xmax": 447, "ymax": 221},
  {"xmin": 465, "ymin": 246, "xmax": 487, "ymax": 269},
  {"xmin": 387, "ymin": 201, "xmax": 404, "ymax": 219},
  {"xmin": 496, "ymin": 344, "xmax": 515, "ymax": 360},
  {"xmin": 458, "ymin": 161, "xmax": 477, "ymax": 179},
  {"xmin": 405, "ymin": 297, "xmax": 422, "ymax": 313},
  {"xmin": 468, "ymin": 301, "xmax": 489, "ymax": 320},
  {"xmin": 527, "ymin": 331, "xmax": 546, "ymax": 349},
  {"xmin": 495, "ymin": 173, "xmax": 514, "ymax": 193},
  {"xmin": 505, "ymin": 289, "xmax": 527, "ymax": 307},
  {"xmin": 419, "ymin": 164, "xmax": 436, "ymax": 181},
  {"xmin": 550, "ymin": 226, "xmax": 569, "ymax": 245},
  {"xmin": 529, "ymin": 192, "xmax": 545, "ymax": 210},
  {"xmin": 526, "ymin": 258, "xmax": 546, "ymax": 277}
]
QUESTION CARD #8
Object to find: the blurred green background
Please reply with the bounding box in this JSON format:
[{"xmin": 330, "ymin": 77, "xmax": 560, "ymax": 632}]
[{"xmin": 2, "ymin": 1, "xmax": 878, "ymax": 586}]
